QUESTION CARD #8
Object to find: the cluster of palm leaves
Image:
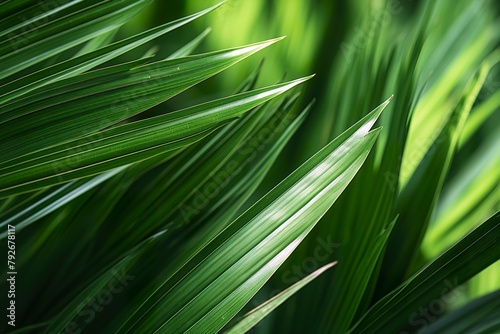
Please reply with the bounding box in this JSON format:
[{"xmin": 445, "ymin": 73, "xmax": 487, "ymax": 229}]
[{"xmin": 0, "ymin": 0, "xmax": 498, "ymax": 333}]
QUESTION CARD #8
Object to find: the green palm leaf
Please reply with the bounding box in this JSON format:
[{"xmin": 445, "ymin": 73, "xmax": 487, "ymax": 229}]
[
  {"xmin": 45, "ymin": 98, "xmax": 390, "ymax": 334},
  {"xmin": 348, "ymin": 211, "xmax": 500, "ymax": 334}
]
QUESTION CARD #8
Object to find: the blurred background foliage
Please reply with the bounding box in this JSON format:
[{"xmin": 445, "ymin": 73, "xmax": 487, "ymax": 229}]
[{"xmin": 119, "ymin": 0, "xmax": 499, "ymax": 164}]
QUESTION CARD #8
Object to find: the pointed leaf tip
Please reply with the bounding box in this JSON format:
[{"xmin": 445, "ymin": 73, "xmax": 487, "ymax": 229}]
[
  {"xmin": 211, "ymin": 1, "xmax": 227, "ymax": 11},
  {"xmin": 232, "ymin": 37, "xmax": 286, "ymax": 59},
  {"xmin": 279, "ymin": 75, "xmax": 315, "ymax": 91},
  {"xmin": 265, "ymin": 35, "xmax": 287, "ymax": 45},
  {"xmin": 317, "ymin": 261, "xmax": 338, "ymax": 274}
]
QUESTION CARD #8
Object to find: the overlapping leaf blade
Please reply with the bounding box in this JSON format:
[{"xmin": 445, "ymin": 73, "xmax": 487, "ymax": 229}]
[
  {"xmin": 348, "ymin": 211, "xmax": 500, "ymax": 334},
  {"xmin": 0, "ymin": 76, "xmax": 310, "ymax": 197},
  {"xmin": 0, "ymin": 38, "xmax": 283, "ymax": 163},
  {"xmin": 167, "ymin": 28, "xmax": 212, "ymax": 60},
  {"xmin": 25, "ymin": 94, "xmax": 309, "ymax": 333},
  {"xmin": 0, "ymin": 0, "xmax": 152, "ymax": 80},
  {"xmin": 224, "ymin": 262, "xmax": 337, "ymax": 334},
  {"xmin": 112, "ymin": 98, "xmax": 388, "ymax": 333},
  {"xmin": 421, "ymin": 289, "xmax": 500, "ymax": 334},
  {"xmin": 0, "ymin": 3, "xmax": 222, "ymax": 104},
  {"xmin": 44, "ymin": 98, "xmax": 389, "ymax": 333},
  {"xmin": 0, "ymin": 166, "xmax": 127, "ymax": 238}
]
